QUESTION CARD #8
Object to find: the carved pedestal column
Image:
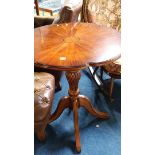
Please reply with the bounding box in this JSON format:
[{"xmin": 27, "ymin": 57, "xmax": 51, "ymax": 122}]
[
  {"xmin": 66, "ymin": 71, "xmax": 81, "ymax": 153},
  {"xmin": 49, "ymin": 70, "xmax": 109, "ymax": 153}
]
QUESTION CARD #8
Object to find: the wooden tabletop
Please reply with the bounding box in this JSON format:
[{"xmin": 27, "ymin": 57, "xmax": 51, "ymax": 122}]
[{"xmin": 34, "ymin": 22, "xmax": 121, "ymax": 70}]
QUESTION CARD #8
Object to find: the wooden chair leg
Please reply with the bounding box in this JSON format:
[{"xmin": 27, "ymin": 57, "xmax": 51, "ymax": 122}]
[
  {"xmin": 55, "ymin": 81, "xmax": 62, "ymax": 91},
  {"xmin": 109, "ymin": 78, "xmax": 114, "ymax": 102},
  {"xmin": 34, "ymin": 0, "xmax": 40, "ymax": 15},
  {"xmin": 100, "ymin": 67, "xmax": 104, "ymax": 79}
]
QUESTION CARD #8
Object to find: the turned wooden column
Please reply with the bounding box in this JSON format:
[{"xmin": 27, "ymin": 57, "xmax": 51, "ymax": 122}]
[
  {"xmin": 66, "ymin": 71, "xmax": 81, "ymax": 153},
  {"xmin": 66, "ymin": 71, "xmax": 80, "ymax": 101}
]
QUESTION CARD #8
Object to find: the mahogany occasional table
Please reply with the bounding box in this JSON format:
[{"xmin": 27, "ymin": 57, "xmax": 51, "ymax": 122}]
[{"xmin": 34, "ymin": 22, "xmax": 121, "ymax": 153}]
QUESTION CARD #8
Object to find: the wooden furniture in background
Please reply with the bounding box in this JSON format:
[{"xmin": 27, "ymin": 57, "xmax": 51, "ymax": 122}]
[
  {"xmin": 101, "ymin": 57, "xmax": 121, "ymax": 101},
  {"xmin": 34, "ymin": 0, "xmax": 40, "ymax": 15},
  {"xmin": 34, "ymin": 22, "xmax": 121, "ymax": 153},
  {"xmin": 34, "ymin": 0, "xmax": 53, "ymax": 16},
  {"xmin": 81, "ymin": 0, "xmax": 121, "ymax": 101}
]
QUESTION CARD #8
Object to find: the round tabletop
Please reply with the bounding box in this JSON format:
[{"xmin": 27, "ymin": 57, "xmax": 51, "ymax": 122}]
[{"xmin": 34, "ymin": 22, "xmax": 121, "ymax": 70}]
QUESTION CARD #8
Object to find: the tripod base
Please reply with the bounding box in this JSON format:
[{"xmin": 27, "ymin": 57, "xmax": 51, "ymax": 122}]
[{"xmin": 49, "ymin": 95, "xmax": 109, "ymax": 152}]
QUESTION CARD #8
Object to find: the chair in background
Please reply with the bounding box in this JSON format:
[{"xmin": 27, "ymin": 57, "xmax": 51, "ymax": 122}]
[
  {"xmin": 34, "ymin": 0, "xmax": 40, "ymax": 15},
  {"xmin": 101, "ymin": 58, "xmax": 121, "ymax": 101},
  {"xmin": 34, "ymin": 0, "xmax": 53, "ymax": 16},
  {"xmin": 34, "ymin": 0, "xmax": 83, "ymax": 91},
  {"xmin": 81, "ymin": 0, "xmax": 121, "ymax": 101}
]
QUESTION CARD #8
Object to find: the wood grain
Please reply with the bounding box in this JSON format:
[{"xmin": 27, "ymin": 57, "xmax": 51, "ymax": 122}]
[{"xmin": 34, "ymin": 22, "xmax": 121, "ymax": 70}]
